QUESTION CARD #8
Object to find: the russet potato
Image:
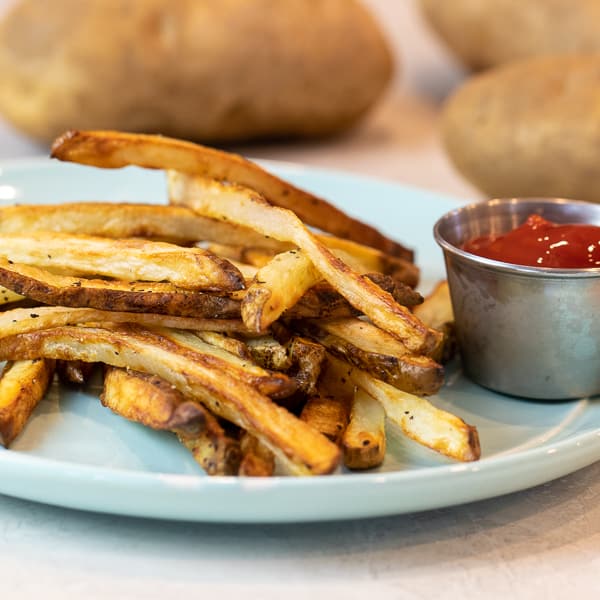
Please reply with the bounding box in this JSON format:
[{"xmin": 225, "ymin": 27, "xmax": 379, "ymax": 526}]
[
  {"xmin": 442, "ymin": 55, "xmax": 600, "ymax": 203},
  {"xmin": 0, "ymin": 0, "xmax": 392, "ymax": 143},
  {"xmin": 421, "ymin": 0, "xmax": 600, "ymax": 70}
]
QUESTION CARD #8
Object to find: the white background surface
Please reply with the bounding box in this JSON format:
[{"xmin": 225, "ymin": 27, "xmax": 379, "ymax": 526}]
[{"xmin": 0, "ymin": 1, "xmax": 598, "ymax": 598}]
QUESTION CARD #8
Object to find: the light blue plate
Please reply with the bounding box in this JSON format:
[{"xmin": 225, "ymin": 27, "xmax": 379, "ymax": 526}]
[{"xmin": 0, "ymin": 159, "xmax": 598, "ymax": 523}]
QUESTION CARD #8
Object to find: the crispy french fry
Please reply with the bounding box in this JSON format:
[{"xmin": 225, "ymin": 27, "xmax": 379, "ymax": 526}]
[
  {"xmin": 0, "ymin": 232, "xmax": 243, "ymax": 292},
  {"xmin": 342, "ymin": 387, "xmax": 387, "ymax": 470},
  {"xmin": 328, "ymin": 356, "xmax": 480, "ymax": 462},
  {"xmin": 242, "ymin": 249, "xmax": 322, "ymax": 332},
  {"xmin": 299, "ymin": 318, "xmax": 444, "ymax": 396},
  {"xmin": 157, "ymin": 328, "xmax": 297, "ymax": 399},
  {"xmin": 284, "ymin": 282, "xmax": 358, "ymax": 320},
  {"xmin": 246, "ymin": 336, "xmax": 292, "ymax": 371},
  {"xmin": 56, "ymin": 360, "xmax": 96, "ymax": 385},
  {"xmin": 168, "ymin": 173, "xmax": 440, "ymax": 354},
  {"xmin": 287, "ymin": 337, "xmax": 326, "ymax": 396},
  {"xmin": 238, "ymin": 432, "xmax": 275, "ymax": 477},
  {"xmin": 0, "ymin": 359, "xmax": 55, "ymax": 447},
  {"xmin": 51, "ymin": 130, "xmax": 412, "ymax": 259},
  {"xmin": 0, "ymin": 306, "xmax": 247, "ymax": 339},
  {"xmin": 102, "ymin": 367, "xmax": 241, "ymax": 475},
  {"xmin": 0, "ymin": 202, "xmax": 284, "ymax": 250},
  {"xmin": 194, "ymin": 331, "xmax": 252, "ymax": 360},
  {"xmin": 413, "ymin": 281, "xmax": 454, "ymax": 330},
  {"xmin": 318, "ymin": 235, "xmax": 419, "ymax": 287},
  {"xmin": 0, "ymin": 324, "xmax": 341, "ymax": 475},
  {"xmin": 413, "ymin": 280, "xmax": 456, "ymax": 363},
  {"xmin": 0, "ymin": 260, "xmax": 242, "ymax": 318},
  {"xmin": 300, "ymin": 392, "xmax": 350, "ymax": 446}
]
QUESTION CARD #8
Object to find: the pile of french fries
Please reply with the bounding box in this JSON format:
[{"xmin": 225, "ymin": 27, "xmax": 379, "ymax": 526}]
[{"xmin": 0, "ymin": 130, "xmax": 480, "ymax": 476}]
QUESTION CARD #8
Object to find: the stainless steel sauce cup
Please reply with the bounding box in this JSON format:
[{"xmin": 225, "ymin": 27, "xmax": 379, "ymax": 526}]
[{"xmin": 434, "ymin": 198, "xmax": 600, "ymax": 400}]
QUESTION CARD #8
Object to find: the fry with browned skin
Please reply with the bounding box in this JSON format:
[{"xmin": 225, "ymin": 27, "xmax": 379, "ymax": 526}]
[
  {"xmin": 0, "ymin": 260, "xmax": 242, "ymax": 318},
  {"xmin": 168, "ymin": 173, "xmax": 440, "ymax": 354},
  {"xmin": 0, "ymin": 359, "xmax": 55, "ymax": 447},
  {"xmin": 0, "ymin": 325, "xmax": 340, "ymax": 475},
  {"xmin": 102, "ymin": 367, "xmax": 242, "ymax": 475},
  {"xmin": 298, "ymin": 318, "xmax": 444, "ymax": 396},
  {"xmin": 238, "ymin": 432, "xmax": 275, "ymax": 477},
  {"xmin": 51, "ymin": 130, "xmax": 412, "ymax": 259},
  {"xmin": 342, "ymin": 387, "xmax": 387, "ymax": 470}
]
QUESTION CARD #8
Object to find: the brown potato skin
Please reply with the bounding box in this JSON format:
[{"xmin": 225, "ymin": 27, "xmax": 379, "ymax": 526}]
[
  {"xmin": 442, "ymin": 55, "xmax": 600, "ymax": 204},
  {"xmin": 421, "ymin": 0, "xmax": 600, "ymax": 70},
  {"xmin": 0, "ymin": 0, "xmax": 392, "ymax": 143}
]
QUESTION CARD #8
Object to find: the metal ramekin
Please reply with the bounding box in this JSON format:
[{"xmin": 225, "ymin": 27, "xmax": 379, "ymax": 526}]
[{"xmin": 434, "ymin": 198, "xmax": 600, "ymax": 400}]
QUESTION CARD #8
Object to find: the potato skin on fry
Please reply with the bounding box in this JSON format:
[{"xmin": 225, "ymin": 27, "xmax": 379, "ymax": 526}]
[
  {"xmin": 0, "ymin": 260, "xmax": 241, "ymax": 318},
  {"xmin": 102, "ymin": 368, "xmax": 242, "ymax": 475},
  {"xmin": 0, "ymin": 359, "xmax": 55, "ymax": 447}
]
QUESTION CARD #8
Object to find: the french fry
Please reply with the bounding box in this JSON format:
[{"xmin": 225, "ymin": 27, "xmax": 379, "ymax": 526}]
[
  {"xmin": 413, "ymin": 280, "xmax": 456, "ymax": 363},
  {"xmin": 0, "ymin": 324, "xmax": 341, "ymax": 475},
  {"xmin": 342, "ymin": 387, "xmax": 387, "ymax": 470},
  {"xmin": 102, "ymin": 367, "xmax": 241, "ymax": 475},
  {"xmin": 0, "ymin": 306, "xmax": 247, "ymax": 339},
  {"xmin": 51, "ymin": 130, "xmax": 412, "ymax": 259},
  {"xmin": 242, "ymin": 249, "xmax": 322, "ymax": 332},
  {"xmin": 168, "ymin": 173, "xmax": 441, "ymax": 354},
  {"xmin": 287, "ymin": 337, "xmax": 327, "ymax": 396},
  {"xmin": 0, "ymin": 202, "xmax": 284, "ymax": 250},
  {"xmin": 156, "ymin": 328, "xmax": 297, "ymax": 399},
  {"xmin": 300, "ymin": 393, "xmax": 350, "ymax": 446},
  {"xmin": 0, "ymin": 260, "xmax": 242, "ymax": 318},
  {"xmin": 0, "ymin": 359, "xmax": 55, "ymax": 447},
  {"xmin": 0, "ymin": 232, "xmax": 244, "ymax": 292},
  {"xmin": 328, "ymin": 356, "xmax": 480, "ymax": 462},
  {"xmin": 238, "ymin": 432, "xmax": 275, "ymax": 477},
  {"xmin": 298, "ymin": 318, "xmax": 444, "ymax": 396},
  {"xmin": 413, "ymin": 281, "xmax": 454, "ymax": 330}
]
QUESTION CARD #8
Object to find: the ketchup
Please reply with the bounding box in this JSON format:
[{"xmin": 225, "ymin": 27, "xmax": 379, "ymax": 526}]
[{"xmin": 463, "ymin": 214, "xmax": 600, "ymax": 268}]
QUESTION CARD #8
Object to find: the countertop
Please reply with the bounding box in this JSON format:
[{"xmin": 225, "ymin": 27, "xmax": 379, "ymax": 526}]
[{"xmin": 0, "ymin": 1, "xmax": 598, "ymax": 598}]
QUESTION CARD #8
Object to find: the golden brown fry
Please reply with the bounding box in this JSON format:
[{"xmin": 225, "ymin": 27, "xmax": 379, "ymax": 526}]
[
  {"xmin": 0, "ymin": 324, "xmax": 341, "ymax": 475},
  {"xmin": 242, "ymin": 249, "xmax": 322, "ymax": 332},
  {"xmin": 195, "ymin": 331, "xmax": 252, "ymax": 360},
  {"xmin": 300, "ymin": 392, "xmax": 350, "ymax": 446},
  {"xmin": 238, "ymin": 432, "xmax": 275, "ymax": 477},
  {"xmin": 342, "ymin": 387, "xmax": 387, "ymax": 470},
  {"xmin": 102, "ymin": 367, "xmax": 241, "ymax": 475},
  {"xmin": 287, "ymin": 337, "xmax": 327, "ymax": 396},
  {"xmin": 319, "ymin": 235, "xmax": 419, "ymax": 287},
  {"xmin": 413, "ymin": 281, "xmax": 454, "ymax": 330},
  {"xmin": 0, "ymin": 359, "xmax": 55, "ymax": 447},
  {"xmin": 0, "ymin": 232, "xmax": 243, "ymax": 292},
  {"xmin": 51, "ymin": 129, "xmax": 411, "ymax": 259},
  {"xmin": 0, "ymin": 202, "xmax": 284, "ymax": 250},
  {"xmin": 329, "ymin": 356, "xmax": 480, "ymax": 462},
  {"xmin": 0, "ymin": 260, "xmax": 242, "ymax": 318},
  {"xmin": 56, "ymin": 360, "xmax": 95, "ymax": 385},
  {"xmin": 0, "ymin": 285, "xmax": 24, "ymax": 305},
  {"xmin": 157, "ymin": 328, "xmax": 297, "ymax": 399},
  {"xmin": 0, "ymin": 306, "xmax": 247, "ymax": 339},
  {"xmin": 299, "ymin": 318, "xmax": 444, "ymax": 396},
  {"xmin": 168, "ymin": 173, "xmax": 440, "ymax": 354},
  {"xmin": 284, "ymin": 282, "xmax": 358, "ymax": 320},
  {"xmin": 413, "ymin": 280, "xmax": 456, "ymax": 363}
]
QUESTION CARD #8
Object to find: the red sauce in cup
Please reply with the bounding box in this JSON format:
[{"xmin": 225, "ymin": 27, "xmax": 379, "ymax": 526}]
[{"xmin": 463, "ymin": 214, "xmax": 600, "ymax": 268}]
